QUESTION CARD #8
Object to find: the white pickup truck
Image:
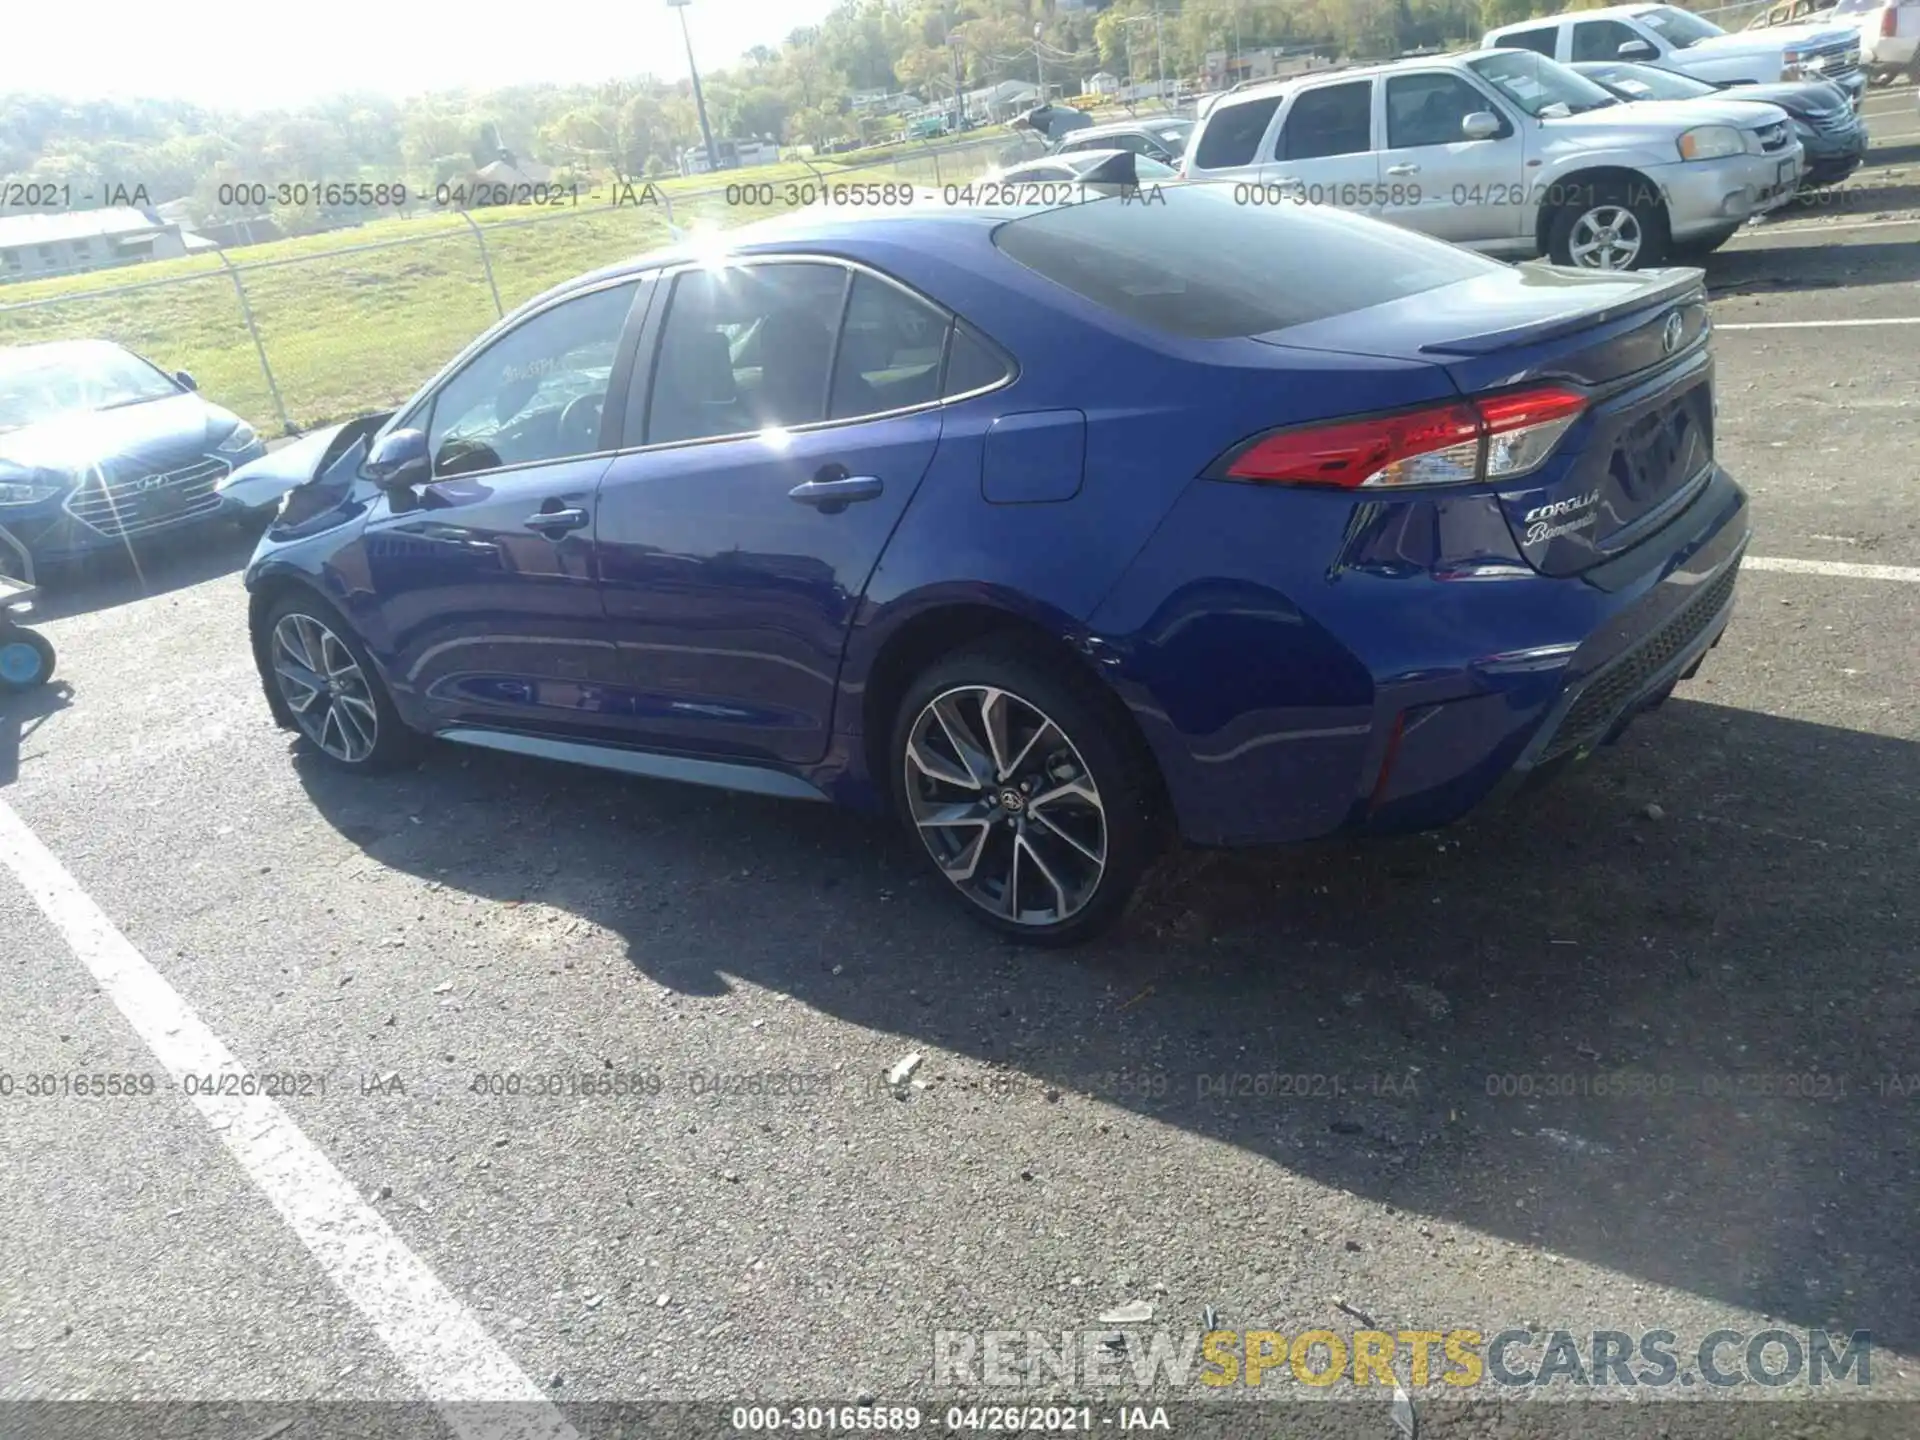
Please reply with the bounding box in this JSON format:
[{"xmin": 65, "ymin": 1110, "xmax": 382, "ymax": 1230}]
[{"xmin": 1484, "ymin": 3, "xmax": 1868, "ymax": 108}]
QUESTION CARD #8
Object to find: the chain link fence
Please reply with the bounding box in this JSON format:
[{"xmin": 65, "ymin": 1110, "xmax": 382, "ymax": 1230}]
[{"xmin": 0, "ymin": 130, "xmax": 1039, "ymax": 436}]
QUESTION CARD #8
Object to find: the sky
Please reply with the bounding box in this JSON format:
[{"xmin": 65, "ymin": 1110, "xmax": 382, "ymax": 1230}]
[{"xmin": 7, "ymin": 0, "xmax": 843, "ymax": 111}]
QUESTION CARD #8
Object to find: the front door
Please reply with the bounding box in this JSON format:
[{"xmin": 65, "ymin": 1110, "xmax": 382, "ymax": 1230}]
[
  {"xmin": 359, "ymin": 276, "xmax": 647, "ymax": 734},
  {"xmin": 593, "ymin": 259, "xmax": 953, "ymax": 765},
  {"xmin": 1377, "ymin": 70, "xmax": 1528, "ymax": 245}
]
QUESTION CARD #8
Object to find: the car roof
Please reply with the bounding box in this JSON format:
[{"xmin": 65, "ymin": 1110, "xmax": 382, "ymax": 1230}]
[
  {"xmin": 1200, "ymin": 49, "xmax": 1488, "ymax": 106},
  {"xmin": 529, "ymin": 204, "xmax": 1038, "ymax": 311},
  {"xmin": 1490, "ymin": 2, "xmax": 1659, "ymax": 30},
  {"xmin": 1070, "ymin": 120, "xmax": 1183, "ymax": 139}
]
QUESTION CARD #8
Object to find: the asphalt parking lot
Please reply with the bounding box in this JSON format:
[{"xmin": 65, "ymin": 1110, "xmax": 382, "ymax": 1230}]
[{"xmin": 2, "ymin": 86, "xmax": 1917, "ymax": 1439}]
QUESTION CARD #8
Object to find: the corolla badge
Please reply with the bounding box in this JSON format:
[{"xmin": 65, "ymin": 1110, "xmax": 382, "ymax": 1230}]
[
  {"xmin": 1524, "ymin": 489, "xmax": 1600, "ymax": 545},
  {"xmin": 1661, "ymin": 310, "xmax": 1685, "ymax": 355}
]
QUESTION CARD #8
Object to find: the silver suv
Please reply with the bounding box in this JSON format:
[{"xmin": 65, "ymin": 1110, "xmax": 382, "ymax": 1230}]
[{"xmin": 1182, "ymin": 49, "xmax": 1803, "ymax": 269}]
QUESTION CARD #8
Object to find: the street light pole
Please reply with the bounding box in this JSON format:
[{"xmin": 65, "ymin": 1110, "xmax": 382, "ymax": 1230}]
[
  {"xmin": 1034, "ymin": 21, "xmax": 1045, "ymax": 103},
  {"xmin": 666, "ymin": 0, "xmax": 720, "ymax": 176}
]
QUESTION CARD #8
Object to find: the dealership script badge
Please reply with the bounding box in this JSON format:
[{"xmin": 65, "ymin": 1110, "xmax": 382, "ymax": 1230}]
[{"xmin": 1525, "ymin": 490, "xmax": 1601, "ymax": 545}]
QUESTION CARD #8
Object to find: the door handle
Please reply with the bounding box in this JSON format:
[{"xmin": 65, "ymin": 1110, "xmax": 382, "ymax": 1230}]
[
  {"xmin": 524, "ymin": 505, "xmax": 589, "ymax": 535},
  {"xmin": 1386, "ymin": 163, "xmax": 1421, "ymax": 176},
  {"xmin": 789, "ymin": 474, "xmax": 884, "ymax": 513}
]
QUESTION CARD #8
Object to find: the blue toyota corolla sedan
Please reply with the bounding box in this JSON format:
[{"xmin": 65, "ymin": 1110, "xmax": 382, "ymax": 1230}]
[
  {"xmin": 0, "ymin": 340, "xmax": 268, "ymax": 571},
  {"xmin": 229, "ymin": 187, "xmax": 1749, "ymax": 943}
]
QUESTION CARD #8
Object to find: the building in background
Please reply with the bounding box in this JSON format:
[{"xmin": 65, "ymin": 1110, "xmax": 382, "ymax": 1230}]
[
  {"xmin": 0, "ymin": 208, "xmax": 213, "ymax": 283},
  {"xmin": 1202, "ymin": 47, "xmax": 1336, "ymax": 89},
  {"xmin": 678, "ymin": 137, "xmax": 782, "ymax": 176}
]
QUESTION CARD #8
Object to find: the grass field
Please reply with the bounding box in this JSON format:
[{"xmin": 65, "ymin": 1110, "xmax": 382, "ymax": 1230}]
[{"xmin": 0, "ymin": 134, "xmax": 1018, "ymax": 433}]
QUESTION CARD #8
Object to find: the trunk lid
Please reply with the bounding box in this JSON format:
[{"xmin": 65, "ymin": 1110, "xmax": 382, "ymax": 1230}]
[{"xmin": 1254, "ymin": 262, "xmax": 1715, "ymax": 577}]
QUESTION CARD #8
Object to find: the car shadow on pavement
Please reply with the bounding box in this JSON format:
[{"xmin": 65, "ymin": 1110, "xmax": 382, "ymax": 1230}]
[
  {"xmin": 1705, "ymin": 238, "xmax": 1920, "ymax": 295},
  {"xmin": 19, "ymin": 526, "xmax": 259, "ymax": 623},
  {"xmin": 291, "ymin": 695, "xmax": 1920, "ymax": 1354}
]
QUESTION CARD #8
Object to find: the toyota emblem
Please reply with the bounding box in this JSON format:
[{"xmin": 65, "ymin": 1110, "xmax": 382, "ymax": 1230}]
[{"xmin": 1661, "ymin": 311, "xmax": 1685, "ymax": 355}]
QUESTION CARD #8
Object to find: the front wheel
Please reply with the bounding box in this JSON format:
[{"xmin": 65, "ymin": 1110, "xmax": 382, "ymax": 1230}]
[
  {"xmin": 263, "ymin": 594, "xmax": 421, "ymax": 771},
  {"xmin": 891, "ymin": 641, "xmax": 1164, "ymax": 946},
  {"xmin": 1548, "ymin": 180, "xmax": 1668, "ymax": 271}
]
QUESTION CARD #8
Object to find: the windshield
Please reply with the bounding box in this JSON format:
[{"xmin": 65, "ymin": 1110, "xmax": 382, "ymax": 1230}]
[
  {"xmin": 1150, "ymin": 120, "xmax": 1194, "ymax": 148},
  {"xmin": 1466, "ymin": 51, "xmax": 1622, "ymax": 115},
  {"xmin": 0, "ymin": 343, "xmax": 180, "ymax": 434},
  {"xmin": 1640, "ymin": 5, "xmax": 1727, "ymax": 47},
  {"xmin": 1577, "ymin": 60, "xmax": 1720, "ymax": 99}
]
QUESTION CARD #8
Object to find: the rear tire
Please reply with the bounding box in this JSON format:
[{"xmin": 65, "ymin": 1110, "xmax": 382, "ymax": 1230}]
[
  {"xmin": 263, "ymin": 592, "xmax": 422, "ymax": 771},
  {"xmin": 889, "ymin": 639, "xmax": 1164, "ymax": 946},
  {"xmin": 1548, "ymin": 179, "xmax": 1669, "ymax": 271}
]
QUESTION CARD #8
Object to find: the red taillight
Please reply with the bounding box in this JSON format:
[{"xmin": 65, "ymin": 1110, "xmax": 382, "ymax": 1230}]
[
  {"xmin": 1221, "ymin": 384, "xmax": 1587, "ymax": 491},
  {"xmin": 1475, "ymin": 386, "xmax": 1587, "ymax": 433},
  {"xmin": 1883, "ymin": 7, "xmax": 1898, "ymax": 37}
]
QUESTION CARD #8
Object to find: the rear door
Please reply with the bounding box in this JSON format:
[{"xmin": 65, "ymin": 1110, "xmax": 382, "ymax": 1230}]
[
  {"xmin": 1377, "ymin": 69, "xmax": 1527, "ymax": 244},
  {"xmin": 1265, "ymin": 78, "xmax": 1383, "ymax": 214},
  {"xmin": 591, "ymin": 258, "xmax": 953, "ymax": 764}
]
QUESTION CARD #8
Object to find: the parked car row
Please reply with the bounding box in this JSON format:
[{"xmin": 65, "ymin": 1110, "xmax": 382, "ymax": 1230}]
[
  {"xmin": 1035, "ymin": 2, "xmax": 1903, "ymax": 273},
  {"xmin": 1746, "ymin": 0, "xmax": 1920, "ymax": 84},
  {"xmin": 1172, "ymin": 48, "xmax": 1805, "ymax": 270}
]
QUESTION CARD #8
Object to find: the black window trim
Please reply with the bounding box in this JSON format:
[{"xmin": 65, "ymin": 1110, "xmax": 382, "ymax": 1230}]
[
  {"xmin": 1275, "ymin": 77, "xmax": 1379, "ymax": 162},
  {"xmin": 1495, "ymin": 20, "xmax": 1565, "ymax": 55},
  {"xmin": 390, "ymin": 270, "xmax": 655, "ymax": 484},
  {"xmin": 1384, "ymin": 67, "xmax": 1517, "ymax": 147},
  {"xmin": 618, "ymin": 253, "xmax": 1017, "ymax": 455},
  {"xmin": 1191, "ymin": 91, "xmax": 1287, "ymax": 172}
]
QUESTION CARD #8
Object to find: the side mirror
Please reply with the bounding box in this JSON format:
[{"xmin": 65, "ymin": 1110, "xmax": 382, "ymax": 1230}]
[
  {"xmin": 1618, "ymin": 39, "xmax": 1657, "ymax": 58},
  {"xmin": 1462, "ymin": 111, "xmax": 1503, "ymax": 140},
  {"xmin": 365, "ymin": 427, "xmax": 431, "ymax": 489},
  {"xmin": 174, "ymin": 370, "xmax": 198, "ymax": 392}
]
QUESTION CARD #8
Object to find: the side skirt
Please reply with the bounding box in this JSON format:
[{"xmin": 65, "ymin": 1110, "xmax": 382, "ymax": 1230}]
[{"xmin": 436, "ymin": 727, "xmax": 832, "ymax": 803}]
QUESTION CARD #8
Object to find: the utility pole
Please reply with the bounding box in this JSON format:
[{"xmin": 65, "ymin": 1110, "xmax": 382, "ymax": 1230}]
[
  {"xmin": 950, "ymin": 33, "xmax": 965, "ymax": 128},
  {"xmin": 1034, "ymin": 21, "xmax": 1045, "ymax": 104},
  {"xmin": 666, "ymin": 0, "xmax": 720, "ymax": 175},
  {"xmin": 1153, "ymin": 5, "xmax": 1168, "ymax": 107}
]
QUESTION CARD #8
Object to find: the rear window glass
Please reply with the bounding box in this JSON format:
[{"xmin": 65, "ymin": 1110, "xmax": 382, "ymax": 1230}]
[
  {"xmin": 1192, "ymin": 95, "xmax": 1282, "ymax": 169},
  {"xmin": 1279, "ymin": 81, "xmax": 1374, "ymax": 160},
  {"xmin": 1497, "ymin": 24, "xmax": 1560, "ymax": 55},
  {"xmin": 991, "ymin": 186, "xmax": 1501, "ymax": 340}
]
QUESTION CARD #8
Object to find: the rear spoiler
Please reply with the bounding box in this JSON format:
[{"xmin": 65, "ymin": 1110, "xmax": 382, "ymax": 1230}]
[{"xmin": 1418, "ymin": 267, "xmax": 1706, "ymax": 357}]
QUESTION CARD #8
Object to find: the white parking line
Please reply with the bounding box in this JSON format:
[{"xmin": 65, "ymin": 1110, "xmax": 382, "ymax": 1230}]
[
  {"xmin": 1730, "ymin": 216, "xmax": 1920, "ymax": 240},
  {"xmin": 0, "ymin": 797, "xmax": 579, "ymax": 1440},
  {"xmin": 1716, "ymin": 317, "xmax": 1920, "ymax": 329},
  {"xmin": 1747, "ymin": 556, "xmax": 1920, "ymax": 583}
]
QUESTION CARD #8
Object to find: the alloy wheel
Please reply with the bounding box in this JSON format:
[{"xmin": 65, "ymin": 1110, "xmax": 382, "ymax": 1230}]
[
  {"xmin": 902, "ymin": 685, "xmax": 1108, "ymax": 927},
  {"xmin": 271, "ymin": 612, "xmax": 379, "ymax": 764},
  {"xmin": 1568, "ymin": 205, "xmax": 1644, "ymax": 270}
]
